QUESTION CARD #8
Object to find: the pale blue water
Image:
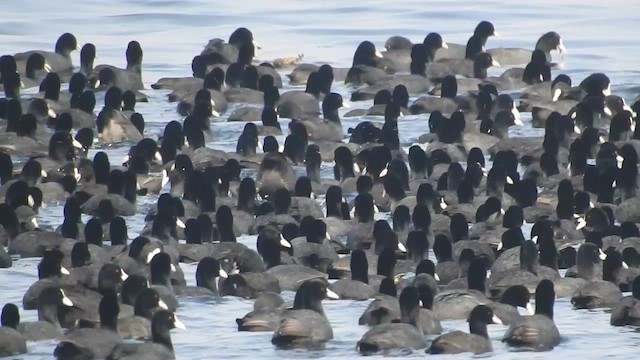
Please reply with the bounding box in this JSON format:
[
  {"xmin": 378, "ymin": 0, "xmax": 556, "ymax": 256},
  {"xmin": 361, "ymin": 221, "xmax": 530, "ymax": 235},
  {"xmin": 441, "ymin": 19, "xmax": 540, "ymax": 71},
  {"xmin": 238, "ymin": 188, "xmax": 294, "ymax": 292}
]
[{"xmin": 1, "ymin": 0, "xmax": 639, "ymax": 358}]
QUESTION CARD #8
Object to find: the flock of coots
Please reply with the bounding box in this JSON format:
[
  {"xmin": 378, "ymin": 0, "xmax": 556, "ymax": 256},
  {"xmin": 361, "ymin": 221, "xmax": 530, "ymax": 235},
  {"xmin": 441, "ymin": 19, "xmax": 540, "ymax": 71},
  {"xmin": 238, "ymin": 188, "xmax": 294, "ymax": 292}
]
[{"xmin": 0, "ymin": 18, "xmax": 639, "ymax": 359}]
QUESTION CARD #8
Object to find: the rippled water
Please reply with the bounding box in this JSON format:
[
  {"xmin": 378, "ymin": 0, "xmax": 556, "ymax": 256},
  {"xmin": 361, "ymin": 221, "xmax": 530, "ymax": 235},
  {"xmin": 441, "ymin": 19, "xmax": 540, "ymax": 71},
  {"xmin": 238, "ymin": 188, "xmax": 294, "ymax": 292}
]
[{"xmin": 1, "ymin": 0, "xmax": 640, "ymax": 358}]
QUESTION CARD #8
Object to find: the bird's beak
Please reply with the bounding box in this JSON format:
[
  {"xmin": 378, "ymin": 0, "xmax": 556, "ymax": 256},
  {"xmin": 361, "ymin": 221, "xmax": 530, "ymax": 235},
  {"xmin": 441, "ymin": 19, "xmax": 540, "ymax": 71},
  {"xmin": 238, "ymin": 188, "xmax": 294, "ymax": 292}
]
[
  {"xmin": 622, "ymin": 102, "xmax": 636, "ymax": 118},
  {"xmin": 280, "ymin": 235, "xmax": 292, "ymax": 248},
  {"xmin": 61, "ymin": 290, "xmax": 74, "ymax": 307},
  {"xmin": 441, "ymin": 42, "xmax": 449, "ymax": 49},
  {"xmin": 155, "ymin": 151, "xmax": 163, "ymax": 164},
  {"xmin": 158, "ymin": 299, "xmax": 169, "ymax": 310},
  {"xmin": 161, "ymin": 170, "xmax": 169, "ymax": 189},
  {"xmin": 557, "ymin": 41, "xmax": 567, "ymax": 55},
  {"xmin": 440, "ymin": 198, "xmax": 447, "ymax": 210},
  {"xmin": 599, "ymin": 249, "xmax": 607, "ymax": 260},
  {"xmin": 146, "ymin": 248, "xmax": 162, "ymax": 264},
  {"xmin": 325, "ymin": 288, "xmax": 340, "ymax": 300},
  {"xmin": 514, "ymin": 117, "xmax": 524, "ymax": 127},
  {"xmin": 173, "ymin": 315, "xmax": 187, "ymax": 330},
  {"xmin": 210, "ymin": 100, "xmax": 221, "ymax": 117},
  {"xmin": 526, "ymin": 302, "xmax": 535, "ymax": 315},
  {"xmin": 379, "ymin": 164, "xmax": 389, "ymax": 177}
]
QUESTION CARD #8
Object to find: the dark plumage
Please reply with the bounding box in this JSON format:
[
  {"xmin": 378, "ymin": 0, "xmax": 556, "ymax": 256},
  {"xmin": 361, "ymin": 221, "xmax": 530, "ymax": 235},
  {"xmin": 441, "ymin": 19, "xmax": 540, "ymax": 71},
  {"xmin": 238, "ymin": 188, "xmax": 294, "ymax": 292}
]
[
  {"xmin": 356, "ymin": 287, "xmax": 427, "ymax": 354},
  {"xmin": 0, "ymin": 304, "xmax": 27, "ymax": 357},
  {"xmin": 271, "ymin": 278, "xmax": 337, "ymax": 349},
  {"xmin": 503, "ymin": 279, "xmax": 561, "ymax": 350},
  {"xmin": 108, "ymin": 310, "xmax": 186, "ymax": 359},
  {"xmin": 428, "ymin": 305, "xmax": 502, "ymax": 355}
]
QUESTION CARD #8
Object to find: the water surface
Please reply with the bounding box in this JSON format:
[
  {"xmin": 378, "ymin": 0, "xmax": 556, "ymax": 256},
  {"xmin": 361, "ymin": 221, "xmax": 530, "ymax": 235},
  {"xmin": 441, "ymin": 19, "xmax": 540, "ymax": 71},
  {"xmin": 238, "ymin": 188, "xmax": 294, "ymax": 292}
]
[{"xmin": 1, "ymin": 0, "xmax": 639, "ymax": 358}]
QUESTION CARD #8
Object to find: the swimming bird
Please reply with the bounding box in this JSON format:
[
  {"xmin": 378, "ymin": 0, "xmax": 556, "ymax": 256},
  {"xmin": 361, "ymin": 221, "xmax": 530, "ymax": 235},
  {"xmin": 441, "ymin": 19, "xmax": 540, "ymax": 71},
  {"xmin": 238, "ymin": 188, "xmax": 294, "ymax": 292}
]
[
  {"xmin": 433, "ymin": 258, "xmax": 491, "ymax": 320},
  {"xmin": 488, "ymin": 31, "xmax": 566, "ymax": 66},
  {"xmin": 201, "ymin": 27, "xmax": 260, "ymax": 64},
  {"xmin": 329, "ymin": 249, "xmax": 376, "ymax": 300},
  {"xmin": 571, "ymin": 243, "xmax": 623, "ymax": 309},
  {"xmin": 236, "ymin": 292, "xmax": 286, "ymax": 332},
  {"xmin": 380, "ymin": 32, "xmax": 448, "ymax": 72},
  {"xmin": 271, "ymin": 278, "xmax": 338, "ymax": 349},
  {"xmin": 611, "ymin": 276, "xmax": 640, "ymax": 326},
  {"xmin": 356, "ymin": 286, "xmax": 427, "ymax": 354},
  {"xmin": 290, "ymin": 92, "xmax": 348, "ymax": 142},
  {"xmin": 54, "ymin": 289, "xmax": 123, "ymax": 359},
  {"xmin": 96, "ymin": 87, "xmax": 143, "ymax": 143},
  {"xmin": 118, "ymin": 287, "xmax": 169, "ymax": 339},
  {"xmin": 14, "ymin": 33, "xmax": 78, "ymax": 77},
  {"xmin": 502, "ymin": 279, "xmax": 561, "ymax": 350},
  {"xmin": 107, "ymin": 310, "xmax": 186, "ymax": 359},
  {"xmin": 151, "ymin": 55, "xmax": 207, "ymax": 91},
  {"xmin": 18, "ymin": 287, "xmax": 74, "ymax": 341},
  {"xmin": 428, "ymin": 304, "xmax": 502, "ymax": 355},
  {"xmin": 0, "ymin": 303, "xmax": 27, "ymax": 357},
  {"xmin": 91, "ymin": 41, "xmax": 144, "ymax": 93},
  {"xmin": 174, "ymin": 257, "xmax": 228, "ymax": 297}
]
